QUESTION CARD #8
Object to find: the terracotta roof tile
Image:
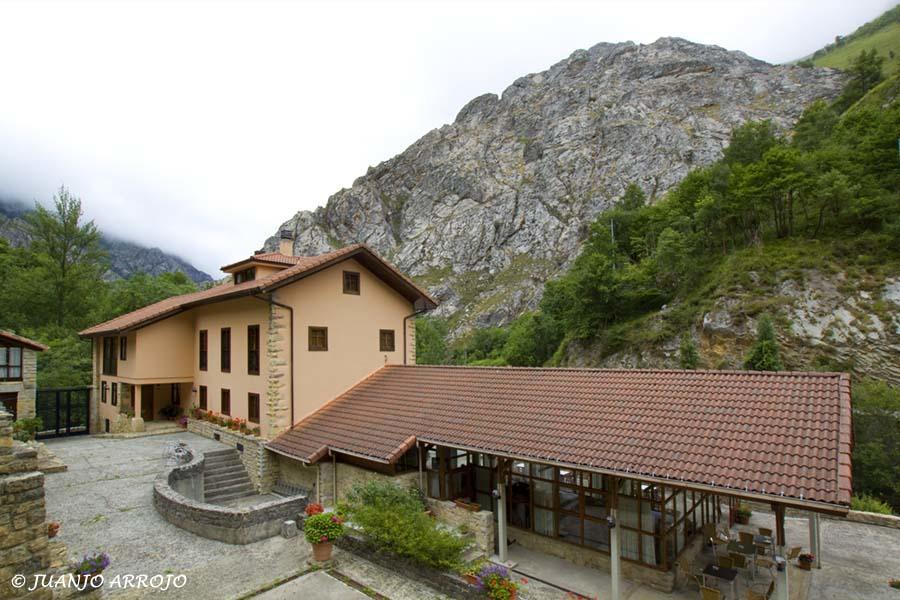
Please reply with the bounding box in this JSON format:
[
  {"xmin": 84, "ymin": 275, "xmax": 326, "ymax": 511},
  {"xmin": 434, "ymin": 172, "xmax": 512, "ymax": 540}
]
[
  {"xmin": 0, "ymin": 330, "xmax": 48, "ymax": 351},
  {"xmin": 80, "ymin": 244, "xmax": 436, "ymax": 336},
  {"xmin": 268, "ymin": 366, "xmax": 853, "ymax": 510}
]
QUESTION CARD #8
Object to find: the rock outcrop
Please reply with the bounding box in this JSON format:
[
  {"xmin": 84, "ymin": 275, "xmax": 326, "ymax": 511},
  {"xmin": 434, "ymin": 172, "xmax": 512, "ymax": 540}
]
[{"xmin": 266, "ymin": 37, "xmax": 844, "ymax": 332}]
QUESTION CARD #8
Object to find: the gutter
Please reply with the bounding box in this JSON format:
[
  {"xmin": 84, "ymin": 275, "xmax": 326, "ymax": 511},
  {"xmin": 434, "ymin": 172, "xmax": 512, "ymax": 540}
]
[
  {"xmin": 253, "ymin": 293, "xmax": 295, "ymax": 429},
  {"xmin": 403, "ymin": 302, "xmax": 431, "ymax": 365}
]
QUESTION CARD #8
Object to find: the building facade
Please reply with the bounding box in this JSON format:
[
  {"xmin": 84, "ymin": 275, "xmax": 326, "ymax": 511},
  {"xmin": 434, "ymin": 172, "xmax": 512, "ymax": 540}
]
[
  {"xmin": 80, "ymin": 242, "xmax": 435, "ymax": 436},
  {"xmin": 0, "ymin": 331, "xmax": 47, "ymax": 421}
]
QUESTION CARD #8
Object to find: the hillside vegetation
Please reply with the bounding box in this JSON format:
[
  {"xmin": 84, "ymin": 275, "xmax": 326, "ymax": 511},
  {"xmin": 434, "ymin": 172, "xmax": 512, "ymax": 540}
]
[{"xmin": 800, "ymin": 4, "xmax": 900, "ymax": 75}]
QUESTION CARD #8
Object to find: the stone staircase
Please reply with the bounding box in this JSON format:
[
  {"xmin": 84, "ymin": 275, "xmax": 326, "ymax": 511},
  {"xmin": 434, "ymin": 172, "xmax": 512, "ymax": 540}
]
[{"xmin": 203, "ymin": 449, "xmax": 255, "ymax": 504}]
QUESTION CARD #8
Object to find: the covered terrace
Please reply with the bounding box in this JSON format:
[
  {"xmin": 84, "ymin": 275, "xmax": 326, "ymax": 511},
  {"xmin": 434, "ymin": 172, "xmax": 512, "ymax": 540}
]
[{"xmin": 269, "ymin": 365, "xmax": 853, "ymax": 599}]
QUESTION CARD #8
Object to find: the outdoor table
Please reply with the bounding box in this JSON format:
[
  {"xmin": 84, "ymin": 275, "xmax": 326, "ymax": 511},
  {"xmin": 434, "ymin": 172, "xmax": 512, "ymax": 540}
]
[
  {"xmin": 754, "ymin": 534, "xmax": 775, "ymax": 555},
  {"xmin": 703, "ymin": 563, "xmax": 738, "ymax": 598}
]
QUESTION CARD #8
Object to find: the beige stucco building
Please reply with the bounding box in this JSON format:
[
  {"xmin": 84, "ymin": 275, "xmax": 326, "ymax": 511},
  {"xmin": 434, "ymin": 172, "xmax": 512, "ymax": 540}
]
[
  {"xmin": 0, "ymin": 330, "xmax": 46, "ymax": 421},
  {"xmin": 79, "ymin": 241, "xmax": 435, "ymax": 437}
]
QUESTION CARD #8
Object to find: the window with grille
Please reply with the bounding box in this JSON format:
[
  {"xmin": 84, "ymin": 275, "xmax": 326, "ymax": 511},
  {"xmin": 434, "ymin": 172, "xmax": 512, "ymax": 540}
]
[
  {"xmin": 248, "ymin": 325, "xmax": 260, "ymax": 375},
  {"xmin": 248, "ymin": 393, "xmax": 260, "ymax": 424},
  {"xmin": 379, "ymin": 329, "xmax": 395, "ymax": 352},
  {"xmin": 308, "ymin": 327, "xmax": 328, "ymax": 351},
  {"xmin": 199, "ymin": 330, "xmax": 208, "ymax": 371},
  {"xmin": 343, "ymin": 271, "xmax": 360, "ymax": 295},
  {"xmin": 0, "ymin": 346, "xmax": 22, "ymax": 381},
  {"xmin": 221, "ymin": 388, "xmax": 231, "ymax": 415},
  {"xmin": 220, "ymin": 328, "xmax": 231, "ymax": 372}
]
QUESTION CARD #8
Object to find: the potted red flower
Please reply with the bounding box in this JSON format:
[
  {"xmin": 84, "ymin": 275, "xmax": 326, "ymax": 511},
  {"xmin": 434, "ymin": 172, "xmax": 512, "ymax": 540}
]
[
  {"xmin": 797, "ymin": 552, "xmax": 815, "ymax": 570},
  {"xmin": 304, "ymin": 512, "xmax": 344, "ymax": 562}
]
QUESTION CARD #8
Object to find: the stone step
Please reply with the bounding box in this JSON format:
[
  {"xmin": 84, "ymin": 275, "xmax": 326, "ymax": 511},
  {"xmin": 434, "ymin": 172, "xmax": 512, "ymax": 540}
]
[
  {"xmin": 205, "ymin": 471, "xmax": 251, "ymax": 486},
  {"xmin": 205, "ymin": 454, "xmax": 242, "ymax": 465},
  {"xmin": 207, "ymin": 489, "xmax": 255, "ymax": 504},
  {"xmin": 204, "ymin": 463, "xmax": 245, "ymax": 476},
  {"xmin": 205, "ymin": 483, "xmax": 255, "ymax": 502}
]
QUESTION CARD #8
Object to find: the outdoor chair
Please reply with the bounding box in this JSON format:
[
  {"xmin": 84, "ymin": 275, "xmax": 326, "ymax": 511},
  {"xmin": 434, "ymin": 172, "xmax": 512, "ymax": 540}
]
[
  {"xmin": 746, "ymin": 589, "xmax": 766, "ymax": 600},
  {"xmin": 739, "ymin": 531, "xmax": 755, "ymax": 545},
  {"xmin": 785, "ymin": 546, "xmax": 802, "ymax": 561},
  {"xmin": 701, "ymin": 585, "xmax": 725, "ymax": 600},
  {"xmin": 677, "ymin": 559, "xmax": 706, "ymax": 590},
  {"xmin": 755, "ymin": 542, "xmax": 771, "ymax": 557},
  {"xmin": 755, "ymin": 556, "xmax": 775, "ymax": 579},
  {"xmin": 758, "ymin": 527, "xmax": 773, "ymax": 537},
  {"xmin": 729, "ymin": 552, "xmax": 751, "ymax": 581},
  {"xmin": 717, "ymin": 556, "xmax": 734, "ymax": 569},
  {"xmin": 749, "ymin": 580, "xmax": 775, "ymax": 600}
]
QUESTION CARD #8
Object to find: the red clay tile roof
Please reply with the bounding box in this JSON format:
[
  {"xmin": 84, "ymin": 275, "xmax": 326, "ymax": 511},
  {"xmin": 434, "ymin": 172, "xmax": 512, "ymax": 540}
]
[
  {"xmin": 220, "ymin": 252, "xmax": 307, "ymax": 271},
  {"xmin": 0, "ymin": 330, "xmax": 48, "ymax": 351},
  {"xmin": 80, "ymin": 244, "xmax": 437, "ymax": 336},
  {"xmin": 268, "ymin": 365, "xmax": 853, "ymax": 511}
]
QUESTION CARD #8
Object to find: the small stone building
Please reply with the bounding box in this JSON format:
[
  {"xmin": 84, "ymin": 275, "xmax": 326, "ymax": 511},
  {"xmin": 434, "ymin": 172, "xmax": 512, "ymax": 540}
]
[{"xmin": 0, "ymin": 331, "xmax": 47, "ymax": 421}]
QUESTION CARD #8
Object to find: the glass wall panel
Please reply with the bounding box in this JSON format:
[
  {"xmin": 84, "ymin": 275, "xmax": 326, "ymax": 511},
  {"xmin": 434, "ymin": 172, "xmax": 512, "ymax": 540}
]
[
  {"xmin": 620, "ymin": 529, "xmax": 640, "ymax": 560},
  {"xmin": 535, "ymin": 507, "xmax": 556, "ymax": 536},
  {"xmin": 533, "ymin": 479, "xmax": 554, "ymax": 507},
  {"xmin": 585, "ymin": 491, "xmax": 606, "ymax": 519},
  {"xmin": 584, "ymin": 519, "xmax": 610, "ymax": 551},
  {"xmin": 642, "ymin": 534, "xmax": 658, "ymax": 566},
  {"xmin": 558, "ymin": 485, "xmax": 579, "ymax": 512},
  {"xmin": 559, "ymin": 514, "xmax": 581, "ymax": 545},
  {"xmin": 618, "ymin": 496, "xmax": 639, "ymax": 529}
]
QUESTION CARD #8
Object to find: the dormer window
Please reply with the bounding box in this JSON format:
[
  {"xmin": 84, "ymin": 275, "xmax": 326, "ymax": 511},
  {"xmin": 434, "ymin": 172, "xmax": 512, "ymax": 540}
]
[
  {"xmin": 235, "ymin": 267, "xmax": 256, "ymax": 284},
  {"xmin": 343, "ymin": 271, "xmax": 360, "ymax": 295}
]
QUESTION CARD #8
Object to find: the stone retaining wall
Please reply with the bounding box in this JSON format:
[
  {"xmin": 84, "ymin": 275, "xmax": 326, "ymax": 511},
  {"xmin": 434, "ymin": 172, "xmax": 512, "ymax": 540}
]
[
  {"xmin": 153, "ymin": 452, "xmax": 307, "ymax": 545},
  {"xmin": 845, "ymin": 510, "xmax": 900, "ymax": 529},
  {"xmin": 335, "ymin": 532, "xmax": 474, "ymax": 600},
  {"xmin": 425, "ymin": 498, "xmax": 493, "ymax": 558},
  {"xmin": 187, "ymin": 419, "xmax": 278, "ymax": 493},
  {"xmin": 0, "ymin": 409, "xmax": 64, "ymax": 600}
]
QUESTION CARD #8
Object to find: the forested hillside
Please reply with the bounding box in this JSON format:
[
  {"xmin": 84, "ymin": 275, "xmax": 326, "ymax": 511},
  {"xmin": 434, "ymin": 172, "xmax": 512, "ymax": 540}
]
[
  {"xmin": 799, "ymin": 4, "xmax": 900, "ymax": 75},
  {"xmin": 0, "ymin": 188, "xmax": 205, "ymax": 387}
]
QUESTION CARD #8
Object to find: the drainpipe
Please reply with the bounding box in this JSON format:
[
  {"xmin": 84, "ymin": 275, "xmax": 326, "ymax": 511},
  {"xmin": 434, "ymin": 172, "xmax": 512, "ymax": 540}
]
[
  {"xmin": 253, "ymin": 294, "xmax": 294, "ymax": 429},
  {"xmin": 332, "ymin": 453, "xmax": 337, "ymax": 506},
  {"xmin": 403, "ymin": 303, "xmax": 430, "ymax": 365}
]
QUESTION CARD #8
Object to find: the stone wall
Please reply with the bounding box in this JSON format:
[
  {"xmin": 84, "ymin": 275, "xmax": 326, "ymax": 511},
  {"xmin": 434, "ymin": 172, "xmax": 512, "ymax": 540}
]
[
  {"xmin": 187, "ymin": 419, "xmax": 278, "ymax": 493},
  {"xmin": 272, "ymin": 454, "xmax": 318, "ymax": 499},
  {"xmin": 845, "ymin": 510, "xmax": 900, "ymax": 529},
  {"xmin": 335, "ymin": 532, "xmax": 473, "ymax": 600},
  {"xmin": 0, "ymin": 409, "xmax": 63, "ymax": 599},
  {"xmin": 153, "ymin": 453, "xmax": 307, "ymax": 544},
  {"xmin": 318, "ymin": 461, "xmax": 418, "ymax": 506},
  {"xmin": 508, "ymin": 526, "xmax": 675, "ymax": 593},
  {"xmin": 265, "ymin": 302, "xmax": 290, "ymax": 438},
  {"xmin": 425, "ymin": 499, "xmax": 493, "ymax": 558},
  {"xmin": 0, "ymin": 348, "xmax": 38, "ymax": 420}
]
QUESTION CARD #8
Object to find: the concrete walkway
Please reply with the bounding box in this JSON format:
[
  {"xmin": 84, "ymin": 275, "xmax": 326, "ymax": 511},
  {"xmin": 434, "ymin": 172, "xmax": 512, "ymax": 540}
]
[{"xmin": 252, "ymin": 571, "xmax": 368, "ymax": 600}]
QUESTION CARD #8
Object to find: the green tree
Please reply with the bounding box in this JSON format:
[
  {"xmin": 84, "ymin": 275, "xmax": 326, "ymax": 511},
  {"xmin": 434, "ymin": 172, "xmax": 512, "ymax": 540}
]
[
  {"xmin": 414, "ymin": 316, "xmax": 449, "ymax": 364},
  {"xmin": 502, "ymin": 312, "xmax": 562, "ymax": 367},
  {"xmin": 834, "ymin": 49, "xmax": 885, "ymax": 112},
  {"xmin": 653, "ymin": 227, "xmax": 692, "ymax": 291},
  {"xmin": 24, "ymin": 187, "xmax": 106, "ymax": 328},
  {"xmin": 744, "ymin": 314, "xmax": 783, "ymax": 371},
  {"xmin": 792, "ymin": 100, "xmax": 839, "ymax": 151},
  {"xmin": 620, "ymin": 182, "xmax": 646, "ymax": 211},
  {"xmin": 851, "ymin": 379, "xmax": 900, "ymax": 511},
  {"xmin": 679, "ymin": 333, "xmax": 699, "ymax": 369},
  {"xmin": 102, "ymin": 271, "xmax": 197, "ymax": 318},
  {"xmin": 723, "ymin": 120, "xmax": 779, "ymax": 166}
]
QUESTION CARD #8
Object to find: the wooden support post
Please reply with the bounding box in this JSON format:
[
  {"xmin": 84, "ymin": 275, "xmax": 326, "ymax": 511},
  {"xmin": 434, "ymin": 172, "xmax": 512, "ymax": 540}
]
[
  {"xmin": 417, "ymin": 443, "xmax": 424, "ymax": 493},
  {"xmin": 775, "ymin": 503, "xmax": 786, "ymax": 550}
]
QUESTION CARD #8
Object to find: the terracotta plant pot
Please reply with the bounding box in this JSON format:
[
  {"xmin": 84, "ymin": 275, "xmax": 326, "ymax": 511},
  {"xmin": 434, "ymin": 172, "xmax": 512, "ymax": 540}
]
[
  {"xmin": 47, "ymin": 521, "xmax": 60, "ymax": 538},
  {"xmin": 312, "ymin": 541, "xmax": 333, "ymax": 562},
  {"xmin": 735, "ymin": 514, "xmax": 750, "ymax": 525},
  {"xmin": 464, "ymin": 574, "xmax": 479, "ymax": 585},
  {"xmin": 798, "ymin": 559, "xmax": 812, "ymax": 571}
]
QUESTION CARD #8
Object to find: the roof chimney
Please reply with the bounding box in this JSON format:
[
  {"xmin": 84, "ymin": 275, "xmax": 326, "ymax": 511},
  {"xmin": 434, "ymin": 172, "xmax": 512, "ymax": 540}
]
[{"xmin": 279, "ymin": 230, "xmax": 294, "ymax": 256}]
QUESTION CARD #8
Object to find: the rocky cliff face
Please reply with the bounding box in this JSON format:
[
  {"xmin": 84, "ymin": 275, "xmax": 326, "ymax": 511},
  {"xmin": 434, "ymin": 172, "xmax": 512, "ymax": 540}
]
[
  {"xmin": 266, "ymin": 37, "xmax": 844, "ymax": 331},
  {"xmin": 0, "ymin": 200, "xmax": 212, "ymax": 284}
]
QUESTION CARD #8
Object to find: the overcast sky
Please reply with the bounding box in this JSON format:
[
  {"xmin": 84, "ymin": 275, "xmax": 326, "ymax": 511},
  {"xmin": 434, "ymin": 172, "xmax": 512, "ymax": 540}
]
[{"xmin": 0, "ymin": 0, "xmax": 893, "ymax": 276}]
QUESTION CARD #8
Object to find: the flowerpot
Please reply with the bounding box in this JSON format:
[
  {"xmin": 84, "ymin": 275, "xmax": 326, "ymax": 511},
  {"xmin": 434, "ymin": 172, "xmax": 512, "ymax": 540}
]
[
  {"xmin": 735, "ymin": 514, "xmax": 750, "ymax": 525},
  {"xmin": 47, "ymin": 521, "xmax": 60, "ymax": 538},
  {"xmin": 798, "ymin": 560, "xmax": 812, "ymax": 571},
  {"xmin": 464, "ymin": 574, "xmax": 479, "ymax": 585},
  {"xmin": 312, "ymin": 541, "xmax": 333, "ymax": 562}
]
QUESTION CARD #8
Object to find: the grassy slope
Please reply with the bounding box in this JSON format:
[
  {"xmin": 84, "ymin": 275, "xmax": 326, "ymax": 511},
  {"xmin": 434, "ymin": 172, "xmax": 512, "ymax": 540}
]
[{"xmin": 812, "ymin": 21, "xmax": 900, "ymax": 75}]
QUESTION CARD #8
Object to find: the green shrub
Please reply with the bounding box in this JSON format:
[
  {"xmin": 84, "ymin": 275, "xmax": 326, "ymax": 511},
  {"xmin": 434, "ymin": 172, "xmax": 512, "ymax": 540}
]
[
  {"xmin": 344, "ymin": 481, "xmax": 468, "ymax": 570},
  {"xmin": 12, "ymin": 417, "xmax": 43, "ymax": 442},
  {"xmin": 304, "ymin": 512, "xmax": 345, "ymax": 544},
  {"xmin": 851, "ymin": 494, "xmax": 893, "ymax": 514}
]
